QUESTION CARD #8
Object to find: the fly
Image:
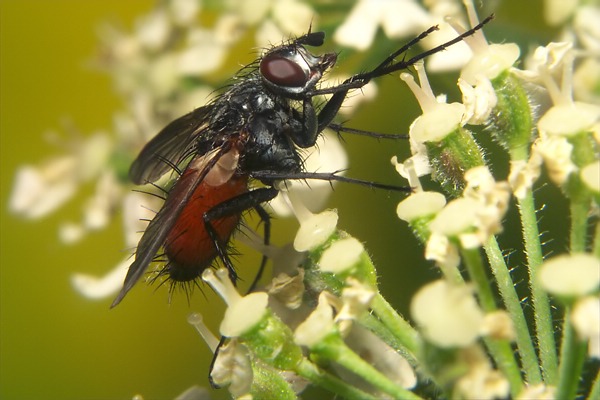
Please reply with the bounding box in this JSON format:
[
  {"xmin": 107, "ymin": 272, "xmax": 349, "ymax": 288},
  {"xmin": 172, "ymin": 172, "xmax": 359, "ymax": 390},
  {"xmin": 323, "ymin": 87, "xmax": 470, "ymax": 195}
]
[{"xmin": 111, "ymin": 15, "xmax": 494, "ymax": 307}]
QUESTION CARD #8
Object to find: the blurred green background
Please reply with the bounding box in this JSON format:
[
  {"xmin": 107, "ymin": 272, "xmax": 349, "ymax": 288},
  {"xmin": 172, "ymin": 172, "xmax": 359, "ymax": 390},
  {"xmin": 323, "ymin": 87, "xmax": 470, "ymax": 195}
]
[{"xmin": 1, "ymin": 1, "xmax": 563, "ymax": 399}]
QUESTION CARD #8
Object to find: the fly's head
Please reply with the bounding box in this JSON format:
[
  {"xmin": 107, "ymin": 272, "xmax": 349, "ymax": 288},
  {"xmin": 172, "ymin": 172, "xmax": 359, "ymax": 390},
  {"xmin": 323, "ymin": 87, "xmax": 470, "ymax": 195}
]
[{"xmin": 259, "ymin": 31, "xmax": 337, "ymax": 99}]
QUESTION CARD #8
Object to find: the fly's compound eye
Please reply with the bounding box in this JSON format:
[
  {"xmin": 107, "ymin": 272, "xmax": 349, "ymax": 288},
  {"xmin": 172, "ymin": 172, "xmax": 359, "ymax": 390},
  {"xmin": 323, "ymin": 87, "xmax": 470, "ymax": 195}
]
[{"xmin": 260, "ymin": 51, "xmax": 309, "ymax": 88}]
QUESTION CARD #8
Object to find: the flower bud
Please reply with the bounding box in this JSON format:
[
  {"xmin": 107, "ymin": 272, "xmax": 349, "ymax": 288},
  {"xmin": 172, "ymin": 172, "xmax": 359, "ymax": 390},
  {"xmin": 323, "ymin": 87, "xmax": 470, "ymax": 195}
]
[
  {"xmin": 397, "ymin": 191, "xmax": 447, "ymax": 243},
  {"xmin": 411, "ymin": 280, "xmax": 484, "ymax": 348},
  {"xmin": 319, "ymin": 237, "xmax": 377, "ymax": 287},
  {"xmin": 401, "ymin": 63, "xmax": 486, "ymax": 196},
  {"xmin": 538, "ymin": 253, "xmax": 600, "ymax": 300},
  {"xmin": 581, "ymin": 160, "xmax": 600, "ymax": 193},
  {"xmin": 294, "ymin": 292, "xmax": 338, "ymax": 349},
  {"xmin": 571, "ymin": 296, "xmax": 600, "ymax": 359},
  {"xmin": 223, "ymin": 295, "xmax": 303, "ymax": 370},
  {"xmin": 203, "ymin": 269, "xmax": 303, "ymax": 370}
]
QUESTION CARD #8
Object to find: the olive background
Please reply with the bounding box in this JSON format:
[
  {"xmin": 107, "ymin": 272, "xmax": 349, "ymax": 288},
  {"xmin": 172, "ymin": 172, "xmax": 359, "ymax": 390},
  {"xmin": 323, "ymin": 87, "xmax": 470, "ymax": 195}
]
[{"xmin": 1, "ymin": 1, "xmax": 564, "ymax": 399}]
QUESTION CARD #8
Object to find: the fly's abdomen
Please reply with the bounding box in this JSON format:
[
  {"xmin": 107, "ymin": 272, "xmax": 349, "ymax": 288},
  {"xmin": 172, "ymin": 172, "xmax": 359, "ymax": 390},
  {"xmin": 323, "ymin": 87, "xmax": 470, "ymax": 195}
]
[{"xmin": 163, "ymin": 171, "xmax": 248, "ymax": 281}]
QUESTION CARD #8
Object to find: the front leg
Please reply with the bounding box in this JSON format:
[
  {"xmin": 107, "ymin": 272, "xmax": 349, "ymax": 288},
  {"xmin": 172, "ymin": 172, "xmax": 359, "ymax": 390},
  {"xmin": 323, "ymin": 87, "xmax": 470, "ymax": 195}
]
[
  {"xmin": 290, "ymin": 87, "xmax": 356, "ymax": 148},
  {"xmin": 312, "ymin": 74, "xmax": 372, "ymax": 134},
  {"xmin": 316, "ymin": 88, "xmax": 353, "ymax": 132},
  {"xmin": 288, "ymin": 97, "xmax": 319, "ymax": 148}
]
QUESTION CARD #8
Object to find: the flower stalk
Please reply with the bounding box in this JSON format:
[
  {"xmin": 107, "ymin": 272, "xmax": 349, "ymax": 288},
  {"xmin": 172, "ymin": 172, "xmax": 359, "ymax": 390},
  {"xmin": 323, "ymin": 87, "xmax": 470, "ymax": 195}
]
[
  {"xmin": 494, "ymin": 48, "xmax": 561, "ymax": 383},
  {"xmin": 517, "ymin": 181, "xmax": 559, "ymax": 383},
  {"xmin": 294, "ymin": 358, "xmax": 378, "ymax": 400},
  {"xmin": 460, "ymin": 247, "xmax": 524, "ymax": 395},
  {"xmin": 556, "ymin": 309, "xmax": 589, "ymax": 400},
  {"xmin": 589, "ymin": 370, "xmax": 600, "ymax": 400},
  {"xmin": 310, "ymin": 329, "xmax": 423, "ymax": 399},
  {"xmin": 370, "ymin": 293, "xmax": 420, "ymax": 355},
  {"xmin": 567, "ymin": 132, "xmax": 598, "ymax": 253},
  {"xmin": 484, "ymin": 237, "xmax": 543, "ymax": 384}
]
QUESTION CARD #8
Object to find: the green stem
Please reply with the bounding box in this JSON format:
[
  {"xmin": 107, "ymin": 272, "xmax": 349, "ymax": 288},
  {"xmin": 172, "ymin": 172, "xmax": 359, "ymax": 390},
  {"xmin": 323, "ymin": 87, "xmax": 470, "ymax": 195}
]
[
  {"xmin": 588, "ymin": 368, "xmax": 600, "ymax": 400},
  {"xmin": 409, "ymin": 220, "xmax": 464, "ymax": 286},
  {"xmin": 318, "ymin": 335, "xmax": 423, "ymax": 400},
  {"xmin": 295, "ymin": 358, "xmax": 378, "ymax": 400},
  {"xmin": 567, "ymin": 131, "xmax": 597, "ymax": 253},
  {"xmin": 483, "ymin": 338, "xmax": 524, "ymax": 397},
  {"xmin": 460, "ymin": 247, "xmax": 497, "ymax": 311},
  {"xmin": 570, "ymin": 195, "xmax": 590, "ymax": 253},
  {"xmin": 371, "ymin": 293, "xmax": 420, "ymax": 354},
  {"xmin": 484, "ymin": 237, "xmax": 543, "ymax": 384},
  {"xmin": 556, "ymin": 309, "xmax": 589, "ymax": 400},
  {"xmin": 359, "ymin": 313, "xmax": 416, "ymax": 362},
  {"xmin": 516, "ymin": 191, "xmax": 558, "ymax": 382},
  {"xmin": 359, "ymin": 312, "xmax": 444, "ymax": 393},
  {"xmin": 461, "ymin": 247, "xmax": 524, "ymax": 395},
  {"xmin": 440, "ymin": 264, "xmax": 465, "ymax": 285}
]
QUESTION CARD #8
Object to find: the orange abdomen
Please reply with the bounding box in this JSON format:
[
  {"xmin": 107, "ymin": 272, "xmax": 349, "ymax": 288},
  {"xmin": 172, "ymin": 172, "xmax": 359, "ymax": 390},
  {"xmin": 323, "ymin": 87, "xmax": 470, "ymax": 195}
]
[{"xmin": 163, "ymin": 171, "xmax": 248, "ymax": 281}]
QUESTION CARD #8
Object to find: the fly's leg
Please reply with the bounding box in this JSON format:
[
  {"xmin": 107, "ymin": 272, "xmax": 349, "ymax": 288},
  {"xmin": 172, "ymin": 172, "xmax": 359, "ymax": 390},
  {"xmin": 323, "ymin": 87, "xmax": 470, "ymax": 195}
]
[
  {"xmin": 290, "ymin": 97, "xmax": 319, "ymax": 148},
  {"xmin": 327, "ymin": 123, "xmax": 409, "ymax": 140},
  {"xmin": 209, "ymin": 336, "xmax": 228, "ymax": 388},
  {"xmin": 250, "ymin": 170, "xmax": 411, "ymax": 192},
  {"xmin": 204, "ymin": 189, "xmax": 276, "ymax": 389},
  {"xmin": 203, "ymin": 187, "xmax": 278, "ymax": 285},
  {"xmin": 248, "ymin": 204, "xmax": 271, "ymax": 293}
]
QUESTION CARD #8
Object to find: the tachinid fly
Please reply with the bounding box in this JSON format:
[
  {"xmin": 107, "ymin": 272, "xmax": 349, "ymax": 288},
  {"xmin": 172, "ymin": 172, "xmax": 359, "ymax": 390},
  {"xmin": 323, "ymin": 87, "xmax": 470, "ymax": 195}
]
[{"xmin": 111, "ymin": 16, "xmax": 494, "ymax": 307}]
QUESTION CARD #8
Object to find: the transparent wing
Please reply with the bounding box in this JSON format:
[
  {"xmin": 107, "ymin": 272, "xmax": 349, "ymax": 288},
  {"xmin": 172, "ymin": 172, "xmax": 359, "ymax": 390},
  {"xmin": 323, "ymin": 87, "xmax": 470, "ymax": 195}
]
[{"xmin": 129, "ymin": 106, "xmax": 212, "ymax": 185}]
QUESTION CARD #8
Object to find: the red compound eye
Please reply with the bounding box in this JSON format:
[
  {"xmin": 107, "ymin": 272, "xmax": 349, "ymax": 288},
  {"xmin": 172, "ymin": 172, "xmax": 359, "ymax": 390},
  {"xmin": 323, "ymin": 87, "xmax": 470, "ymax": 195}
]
[{"xmin": 260, "ymin": 53, "xmax": 308, "ymax": 87}]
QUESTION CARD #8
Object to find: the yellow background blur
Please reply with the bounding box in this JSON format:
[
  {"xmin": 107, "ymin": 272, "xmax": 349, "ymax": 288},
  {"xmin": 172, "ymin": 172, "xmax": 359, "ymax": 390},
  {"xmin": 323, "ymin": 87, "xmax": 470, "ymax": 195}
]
[
  {"xmin": 1, "ymin": 2, "xmax": 233, "ymax": 399},
  {"xmin": 1, "ymin": 1, "xmax": 561, "ymax": 399}
]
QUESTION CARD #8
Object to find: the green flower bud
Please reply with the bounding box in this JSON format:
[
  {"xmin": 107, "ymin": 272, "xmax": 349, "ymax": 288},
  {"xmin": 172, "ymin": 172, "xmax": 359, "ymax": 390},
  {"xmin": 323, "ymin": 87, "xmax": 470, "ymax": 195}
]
[
  {"xmin": 221, "ymin": 292, "xmax": 304, "ymax": 371},
  {"xmin": 488, "ymin": 72, "xmax": 534, "ymax": 154},
  {"xmin": 425, "ymin": 127, "xmax": 486, "ymax": 197}
]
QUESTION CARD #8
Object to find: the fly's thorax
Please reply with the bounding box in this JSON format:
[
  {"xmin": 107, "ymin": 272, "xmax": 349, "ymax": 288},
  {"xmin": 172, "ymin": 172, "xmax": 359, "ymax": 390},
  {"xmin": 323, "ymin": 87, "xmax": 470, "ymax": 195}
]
[{"xmin": 238, "ymin": 107, "xmax": 302, "ymax": 176}]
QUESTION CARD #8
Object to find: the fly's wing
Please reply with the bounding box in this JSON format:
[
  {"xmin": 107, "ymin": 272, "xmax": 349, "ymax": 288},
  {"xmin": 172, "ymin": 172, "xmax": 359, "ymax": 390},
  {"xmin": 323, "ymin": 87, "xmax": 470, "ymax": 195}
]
[
  {"xmin": 111, "ymin": 145, "xmax": 231, "ymax": 307},
  {"xmin": 129, "ymin": 106, "xmax": 212, "ymax": 185}
]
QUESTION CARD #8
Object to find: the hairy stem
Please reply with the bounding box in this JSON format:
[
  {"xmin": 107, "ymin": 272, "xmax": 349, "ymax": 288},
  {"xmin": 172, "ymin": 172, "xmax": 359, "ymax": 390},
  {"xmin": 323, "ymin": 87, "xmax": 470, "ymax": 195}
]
[{"xmin": 484, "ymin": 237, "xmax": 542, "ymax": 384}]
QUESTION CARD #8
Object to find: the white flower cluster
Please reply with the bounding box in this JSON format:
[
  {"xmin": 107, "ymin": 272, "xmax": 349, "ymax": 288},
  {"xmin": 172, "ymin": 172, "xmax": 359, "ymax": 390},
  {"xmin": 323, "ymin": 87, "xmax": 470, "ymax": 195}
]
[
  {"xmin": 397, "ymin": 165, "xmax": 510, "ymax": 270},
  {"xmin": 392, "ymin": 2, "xmax": 599, "ymax": 399},
  {"xmin": 510, "ymin": 42, "xmax": 599, "ymax": 193},
  {"xmin": 187, "ymin": 205, "xmax": 418, "ymax": 398},
  {"xmin": 9, "ymin": 132, "xmax": 118, "ymax": 244}
]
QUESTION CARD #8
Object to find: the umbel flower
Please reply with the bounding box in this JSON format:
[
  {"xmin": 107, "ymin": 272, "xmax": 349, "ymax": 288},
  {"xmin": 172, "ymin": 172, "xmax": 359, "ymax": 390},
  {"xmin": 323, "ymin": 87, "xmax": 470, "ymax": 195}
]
[{"xmin": 7, "ymin": 0, "xmax": 599, "ymax": 399}]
